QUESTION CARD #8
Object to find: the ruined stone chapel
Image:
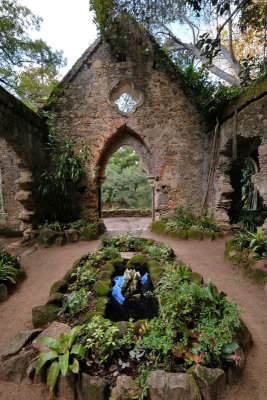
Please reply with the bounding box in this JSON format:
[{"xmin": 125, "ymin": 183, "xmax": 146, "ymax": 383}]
[{"xmin": 0, "ymin": 19, "xmax": 266, "ymax": 237}]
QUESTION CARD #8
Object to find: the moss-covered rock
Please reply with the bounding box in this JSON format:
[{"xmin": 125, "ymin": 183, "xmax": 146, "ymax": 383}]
[
  {"xmin": 15, "ymin": 268, "xmax": 26, "ymax": 283},
  {"xmin": 80, "ymin": 226, "xmax": 98, "ymax": 240},
  {"xmin": 49, "ymin": 279, "xmax": 67, "ymax": 296},
  {"xmin": 202, "ymin": 231, "xmax": 215, "ymax": 240},
  {"xmin": 187, "ymin": 229, "xmax": 203, "ymax": 240},
  {"xmin": 188, "ymin": 272, "xmax": 203, "ymax": 284},
  {"xmin": 109, "ymin": 257, "xmax": 125, "ymax": 269},
  {"xmin": 32, "ymin": 304, "xmax": 59, "ymax": 328},
  {"xmin": 176, "ymin": 230, "xmax": 188, "ymax": 239},
  {"xmin": 234, "ymin": 318, "xmax": 252, "ymax": 352},
  {"xmin": 127, "ymin": 254, "xmax": 147, "ymax": 269},
  {"xmin": 46, "ymin": 292, "xmax": 64, "ymax": 306},
  {"xmin": 150, "ymin": 220, "xmax": 166, "ymax": 234},
  {"xmin": 83, "ymin": 311, "xmax": 102, "ymax": 323},
  {"xmin": 93, "ymin": 280, "xmax": 111, "ymax": 296},
  {"xmin": 104, "ymin": 261, "xmax": 116, "ymax": 275},
  {"xmin": 95, "ymin": 297, "xmax": 108, "ymax": 314},
  {"xmin": 149, "ymin": 264, "xmax": 163, "ymax": 286},
  {"xmin": 36, "ymin": 229, "xmax": 57, "ymax": 247},
  {"xmin": 245, "ymin": 268, "xmax": 267, "ymax": 285}
]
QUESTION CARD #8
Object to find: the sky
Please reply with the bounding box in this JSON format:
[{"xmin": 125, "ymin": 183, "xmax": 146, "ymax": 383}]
[{"xmin": 19, "ymin": 0, "xmax": 98, "ymax": 76}]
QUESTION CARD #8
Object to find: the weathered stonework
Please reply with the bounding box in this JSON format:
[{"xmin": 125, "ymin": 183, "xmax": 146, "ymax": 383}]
[
  {"xmin": 0, "ymin": 86, "xmax": 47, "ymax": 235},
  {"xmin": 0, "ymin": 138, "xmax": 23, "ymax": 232},
  {"xmin": 49, "ymin": 32, "xmax": 207, "ymax": 221},
  {"xmin": 205, "ymin": 86, "xmax": 267, "ymax": 228},
  {"xmin": 0, "ymin": 19, "xmax": 266, "ymax": 233}
]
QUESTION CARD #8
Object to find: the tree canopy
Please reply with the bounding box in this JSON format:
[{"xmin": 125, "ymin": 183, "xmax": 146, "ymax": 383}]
[
  {"xmin": 0, "ymin": 0, "xmax": 65, "ymax": 104},
  {"xmin": 101, "ymin": 146, "xmax": 152, "ymax": 209},
  {"xmin": 90, "ymin": 0, "xmax": 266, "ymax": 85}
]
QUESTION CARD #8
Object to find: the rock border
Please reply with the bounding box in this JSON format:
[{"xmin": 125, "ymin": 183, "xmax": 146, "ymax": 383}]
[
  {"xmin": 32, "ymin": 220, "xmax": 106, "ymax": 248},
  {"xmin": 151, "ymin": 220, "xmax": 223, "ymax": 241}
]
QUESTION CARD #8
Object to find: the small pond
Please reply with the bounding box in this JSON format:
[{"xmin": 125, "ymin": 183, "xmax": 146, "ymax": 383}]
[{"xmin": 105, "ymin": 269, "xmax": 158, "ymax": 322}]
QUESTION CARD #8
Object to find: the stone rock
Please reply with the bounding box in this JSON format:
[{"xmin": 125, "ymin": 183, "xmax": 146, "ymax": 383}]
[
  {"xmin": 226, "ymin": 347, "xmax": 245, "ymax": 385},
  {"xmin": 0, "ymin": 283, "xmax": 8, "ymax": 303},
  {"xmin": 65, "ymin": 229, "xmax": 79, "ymax": 243},
  {"xmin": 32, "ymin": 304, "xmax": 60, "ymax": 328},
  {"xmin": 147, "ymin": 370, "xmax": 201, "ymax": 400},
  {"xmin": 0, "ymin": 349, "xmax": 36, "ymax": 383},
  {"xmin": 120, "ymin": 252, "xmax": 140, "ymax": 260},
  {"xmin": 20, "ymin": 246, "xmax": 37, "ymax": 257},
  {"xmin": 234, "ymin": 318, "xmax": 252, "ymax": 352},
  {"xmin": 32, "ymin": 321, "xmax": 71, "ymax": 353},
  {"xmin": 77, "ymin": 373, "xmax": 109, "ymax": 400},
  {"xmin": 57, "ymin": 371, "xmax": 77, "ymax": 400},
  {"xmin": 192, "ymin": 365, "xmax": 226, "ymax": 400},
  {"xmin": 49, "ymin": 279, "xmax": 67, "ymax": 296},
  {"xmin": 1, "ymin": 328, "xmax": 42, "ymax": 359},
  {"xmin": 111, "ymin": 375, "xmax": 142, "ymax": 399},
  {"xmin": 46, "ymin": 292, "xmax": 64, "ymax": 306},
  {"xmin": 229, "ymin": 250, "xmax": 237, "ymax": 258}
]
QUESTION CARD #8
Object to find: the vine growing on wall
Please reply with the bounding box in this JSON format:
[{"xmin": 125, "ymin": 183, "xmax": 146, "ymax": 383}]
[{"xmin": 38, "ymin": 111, "xmax": 90, "ymax": 222}]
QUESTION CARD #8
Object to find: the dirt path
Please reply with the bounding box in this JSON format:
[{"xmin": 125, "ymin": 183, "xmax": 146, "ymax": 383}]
[
  {"xmin": 0, "ymin": 220, "xmax": 266, "ymax": 399},
  {"xmin": 0, "ymin": 239, "xmax": 100, "ymax": 355}
]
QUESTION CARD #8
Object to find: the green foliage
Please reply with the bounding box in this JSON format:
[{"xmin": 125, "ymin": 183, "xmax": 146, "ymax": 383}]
[
  {"xmin": 181, "ymin": 65, "xmax": 241, "ymax": 115},
  {"xmin": 38, "ymin": 219, "xmax": 97, "ymax": 231},
  {"xmin": 36, "ymin": 326, "xmax": 86, "ymax": 391},
  {"xmin": 38, "ymin": 112, "xmax": 90, "ymax": 221},
  {"xmin": 144, "ymin": 242, "xmax": 174, "ymax": 262},
  {"xmin": 232, "ymin": 228, "xmax": 267, "ymax": 258},
  {"xmin": 101, "ymin": 146, "xmax": 152, "ymax": 209},
  {"xmin": 236, "ymin": 209, "xmax": 265, "ymax": 233},
  {"xmin": 163, "ymin": 204, "xmax": 219, "ymax": 233},
  {"xmin": 136, "ymin": 272, "xmax": 241, "ymax": 369},
  {"xmin": 0, "ymin": 247, "xmax": 20, "ymax": 285},
  {"xmin": 0, "ymin": 0, "xmax": 65, "ymax": 92},
  {"xmin": 83, "ymin": 316, "xmax": 119, "ymax": 364},
  {"xmin": 59, "ymin": 288, "xmax": 88, "ymax": 318}
]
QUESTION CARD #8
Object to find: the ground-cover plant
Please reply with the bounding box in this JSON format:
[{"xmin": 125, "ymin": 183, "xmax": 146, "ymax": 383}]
[
  {"xmin": 230, "ymin": 228, "xmax": 267, "ymax": 258},
  {"xmin": 225, "ymin": 228, "xmax": 267, "ymax": 285},
  {"xmin": 36, "ymin": 326, "xmax": 86, "ymax": 390},
  {"xmin": 164, "ymin": 205, "xmax": 219, "ymax": 232},
  {"xmin": 38, "ymin": 219, "xmax": 97, "ymax": 231},
  {"xmin": 0, "ymin": 247, "xmax": 20, "ymax": 285},
  {"xmin": 151, "ymin": 205, "xmax": 221, "ymax": 240}
]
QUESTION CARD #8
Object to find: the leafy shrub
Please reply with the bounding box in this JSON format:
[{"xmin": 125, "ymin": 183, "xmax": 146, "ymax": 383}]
[
  {"xmin": 60, "ymin": 288, "xmax": 88, "ymax": 318},
  {"xmin": 163, "ymin": 204, "xmax": 219, "ymax": 233},
  {"xmin": 232, "ymin": 228, "xmax": 267, "ymax": 258},
  {"xmin": 0, "ymin": 248, "xmax": 20, "ymax": 285},
  {"xmin": 236, "ymin": 209, "xmax": 265, "ymax": 233},
  {"xmin": 136, "ymin": 273, "xmax": 241, "ymax": 369},
  {"xmin": 36, "ymin": 326, "xmax": 86, "ymax": 390},
  {"xmin": 83, "ymin": 316, "xmax": 120, "ymax": 364},
  {"xmin": 38, "ymin": 111, "xmax": 90, "ymax": 221}
]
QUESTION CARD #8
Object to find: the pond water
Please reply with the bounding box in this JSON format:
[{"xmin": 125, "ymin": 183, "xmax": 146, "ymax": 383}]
[{"xmin": 105, "ymin": 270, "xmax": 158, "ymax": 322}]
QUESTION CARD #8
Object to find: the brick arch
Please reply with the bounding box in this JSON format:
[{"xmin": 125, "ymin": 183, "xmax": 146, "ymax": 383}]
[
  {"xmin": 95, "ymin": 125, "xmax": 156, "ymax": 219},
  {"xmin": 96, "ymin": 125, "xmax": 156, "ymax": 180}
]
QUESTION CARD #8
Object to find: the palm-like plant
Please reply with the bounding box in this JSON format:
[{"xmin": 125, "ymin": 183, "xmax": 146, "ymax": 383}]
[{"xmin": 36, "ymin": 325, "xmax": 86, "ymax": 390}]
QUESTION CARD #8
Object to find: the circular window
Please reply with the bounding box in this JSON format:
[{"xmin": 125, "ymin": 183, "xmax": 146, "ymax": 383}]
[{"xmin": 109, "ymin": 80, "xmax": 143, "ymax": 116}]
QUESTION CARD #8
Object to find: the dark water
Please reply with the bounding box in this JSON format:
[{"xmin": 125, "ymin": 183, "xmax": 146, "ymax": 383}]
[{"xmin": 105, "ymin": 270, "xmax": 158, "ymax": 322}]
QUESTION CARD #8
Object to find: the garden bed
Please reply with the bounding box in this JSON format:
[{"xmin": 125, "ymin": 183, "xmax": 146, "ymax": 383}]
[
  {"xmin": 0, "ymin": 247, "xmax": 26, "ymax": 303},
  {"xmin": 225, "ymin": 228, "xmax": 267, "ymax": 286},
  {"xmin": 1, "ymin": 235, "xmax": 252, "ymax": 399},
  {"xmin": 151, "ymin": 205, "xmax": 223, "ymax": 241},
  {"xmin": 33, "ymin": 219, "xmax": 106, "ymax": 247}
]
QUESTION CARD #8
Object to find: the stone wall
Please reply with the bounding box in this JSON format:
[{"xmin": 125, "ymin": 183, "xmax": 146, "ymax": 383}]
[
  {"xmin": 206, "ymin": 79, "xmax": 267, "ymax": 229},
  {"xmin": 0, "ymin": 138, "xmax": 23, "ymax": 232},
  {"xmin": 50, "ymin": 34, "xmax": 207, "ymax": 221},
  {"xmin": 0, "ymin": 86, "xmax": 47, "ymax": 235}
]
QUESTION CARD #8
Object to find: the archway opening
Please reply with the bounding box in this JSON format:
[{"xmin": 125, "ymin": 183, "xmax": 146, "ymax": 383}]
[
  {"xmin": 100, "ymin": 145, "xmax": 153, "ymax": 233},
  {"xmin": 228, "ymin": 146, "xmax": 265, "ymax": 231}
]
